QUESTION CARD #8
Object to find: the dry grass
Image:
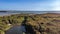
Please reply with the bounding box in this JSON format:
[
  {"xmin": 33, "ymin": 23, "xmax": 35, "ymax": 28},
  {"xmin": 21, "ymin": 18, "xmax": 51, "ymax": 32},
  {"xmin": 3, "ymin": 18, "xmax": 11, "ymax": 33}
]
[{"xmin": 0, "ymin": 13, "xmax": 60, "ymax": 34}]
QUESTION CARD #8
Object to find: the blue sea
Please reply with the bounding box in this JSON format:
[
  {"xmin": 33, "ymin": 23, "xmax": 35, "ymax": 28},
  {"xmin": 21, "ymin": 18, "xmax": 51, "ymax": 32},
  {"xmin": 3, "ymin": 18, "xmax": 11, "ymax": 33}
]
[{"xmin": 0, "ymin": 11, "xmax": 59, "ymax": 16}]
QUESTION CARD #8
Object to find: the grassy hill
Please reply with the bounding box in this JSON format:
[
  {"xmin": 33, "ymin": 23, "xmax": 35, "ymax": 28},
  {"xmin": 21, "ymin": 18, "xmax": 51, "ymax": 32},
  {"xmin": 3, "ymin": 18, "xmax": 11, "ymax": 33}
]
[{"xmin": 0, "ymin": 13, "xmax": 60, "ymax": 34}]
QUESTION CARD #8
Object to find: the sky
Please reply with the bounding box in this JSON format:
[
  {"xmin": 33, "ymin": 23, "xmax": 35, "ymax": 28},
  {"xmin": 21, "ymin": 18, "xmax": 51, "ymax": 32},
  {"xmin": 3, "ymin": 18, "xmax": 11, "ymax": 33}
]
[{"xmin": 0, "ymin": 0, "xmax": 60, "ymax": 11}]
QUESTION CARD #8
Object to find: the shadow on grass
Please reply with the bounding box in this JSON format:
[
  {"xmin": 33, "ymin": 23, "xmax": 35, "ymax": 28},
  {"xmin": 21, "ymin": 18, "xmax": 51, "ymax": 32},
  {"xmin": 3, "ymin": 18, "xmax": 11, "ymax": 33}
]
[{"xmin": 21, "ymin": 16, "xmax": 36, "ymax": 34}]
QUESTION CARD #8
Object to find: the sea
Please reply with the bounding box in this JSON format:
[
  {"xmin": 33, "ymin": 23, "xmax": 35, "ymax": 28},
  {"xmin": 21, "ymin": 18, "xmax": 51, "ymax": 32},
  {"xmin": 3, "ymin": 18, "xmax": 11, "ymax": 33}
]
[{"xmin": 0, "ymin": 11, "xmax": 58, "ymax": 16}]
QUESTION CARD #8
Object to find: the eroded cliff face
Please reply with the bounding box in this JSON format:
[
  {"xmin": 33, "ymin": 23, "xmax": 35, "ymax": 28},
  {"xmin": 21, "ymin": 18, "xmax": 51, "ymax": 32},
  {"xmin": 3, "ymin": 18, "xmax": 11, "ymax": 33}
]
[{"xmin": 0, "ymin": 13, "xmax": 60, "ymax": 34}]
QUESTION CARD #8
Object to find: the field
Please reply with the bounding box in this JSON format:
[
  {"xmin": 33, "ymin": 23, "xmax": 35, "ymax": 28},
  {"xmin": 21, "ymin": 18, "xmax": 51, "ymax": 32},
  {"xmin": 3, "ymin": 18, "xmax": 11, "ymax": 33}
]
[{"xmin": 0, "ymin": 13, "xmax": 60, "ymax": 34}]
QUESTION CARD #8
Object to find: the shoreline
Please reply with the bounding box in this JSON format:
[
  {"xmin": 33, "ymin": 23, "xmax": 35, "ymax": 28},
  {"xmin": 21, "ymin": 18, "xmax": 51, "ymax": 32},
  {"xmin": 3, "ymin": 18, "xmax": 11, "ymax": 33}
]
[{"xmin": 0, "ymin": 12, "xmax": 60, "ymax": 17}]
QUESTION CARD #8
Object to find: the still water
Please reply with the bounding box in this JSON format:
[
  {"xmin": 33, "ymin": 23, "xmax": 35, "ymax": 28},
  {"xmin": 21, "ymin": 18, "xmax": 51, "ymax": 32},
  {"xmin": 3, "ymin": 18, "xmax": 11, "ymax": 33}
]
[{"xmin": 5, "ymin": 25, "xmax": 26, "ymax": 34}]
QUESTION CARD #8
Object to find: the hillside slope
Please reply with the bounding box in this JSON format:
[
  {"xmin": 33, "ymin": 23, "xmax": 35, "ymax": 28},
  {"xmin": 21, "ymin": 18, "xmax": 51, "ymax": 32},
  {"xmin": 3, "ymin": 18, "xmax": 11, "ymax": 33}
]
[{"xmin": 0, "ymin": 13, "xmax": 60, "ymax": 34}]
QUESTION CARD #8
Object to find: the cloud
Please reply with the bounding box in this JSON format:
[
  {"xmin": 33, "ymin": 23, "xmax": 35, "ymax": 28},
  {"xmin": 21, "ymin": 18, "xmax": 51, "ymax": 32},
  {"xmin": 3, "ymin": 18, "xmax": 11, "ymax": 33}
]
[
  {"xmin": 39, "ymin": 0, "xmax": 60, "ymax": 11},
  {"xmin": 50, "ymin": 0, "xmax": 60, "ymax": 11}
]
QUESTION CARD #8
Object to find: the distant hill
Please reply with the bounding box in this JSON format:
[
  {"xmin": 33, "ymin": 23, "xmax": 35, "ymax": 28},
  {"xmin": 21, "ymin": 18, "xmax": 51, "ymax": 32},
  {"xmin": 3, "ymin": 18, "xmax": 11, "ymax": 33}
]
[{"xmin": 0, "ymin": 11, "xmax": 7, "ymax": 12}]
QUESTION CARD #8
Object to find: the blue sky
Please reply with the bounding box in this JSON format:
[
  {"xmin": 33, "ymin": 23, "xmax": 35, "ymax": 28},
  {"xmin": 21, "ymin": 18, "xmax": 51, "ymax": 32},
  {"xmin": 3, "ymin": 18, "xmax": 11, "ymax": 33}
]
[{"xmin": 0, "ymin": 0, "xmax": 60, "ymax": 11}]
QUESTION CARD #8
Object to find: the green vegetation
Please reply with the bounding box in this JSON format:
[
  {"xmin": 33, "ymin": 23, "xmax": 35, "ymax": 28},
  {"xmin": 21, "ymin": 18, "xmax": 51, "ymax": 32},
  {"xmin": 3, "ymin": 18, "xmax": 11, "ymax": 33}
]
[
  {"xmin": 0, "ymin": 14, "xmax": 25, "ymax": 34},
  {"xmin": 0, "ymin": 13, "xmax": 60, "ymax": 34},
  {"xmin": 0, "ymin": 30, "xmax": 5, "ymax": 34}
]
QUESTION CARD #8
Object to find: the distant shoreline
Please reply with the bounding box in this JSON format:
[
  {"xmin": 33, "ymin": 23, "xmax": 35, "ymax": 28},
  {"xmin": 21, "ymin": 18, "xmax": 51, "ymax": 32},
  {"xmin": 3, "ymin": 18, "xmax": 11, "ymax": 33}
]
[
  {"xmin": 0, "ymin": 11, "xmax": 60, "ymax": 16},
  {"xmin": 0, "ymin": 11, "xmax": 7, "ymax": 12}
]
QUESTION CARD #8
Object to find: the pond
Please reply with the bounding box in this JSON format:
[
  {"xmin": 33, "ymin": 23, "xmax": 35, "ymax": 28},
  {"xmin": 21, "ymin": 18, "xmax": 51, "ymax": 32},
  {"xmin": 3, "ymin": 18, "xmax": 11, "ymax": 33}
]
[{"xmin": 5, "ymin": 25, "xmax": 26, "ymax": 34}]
